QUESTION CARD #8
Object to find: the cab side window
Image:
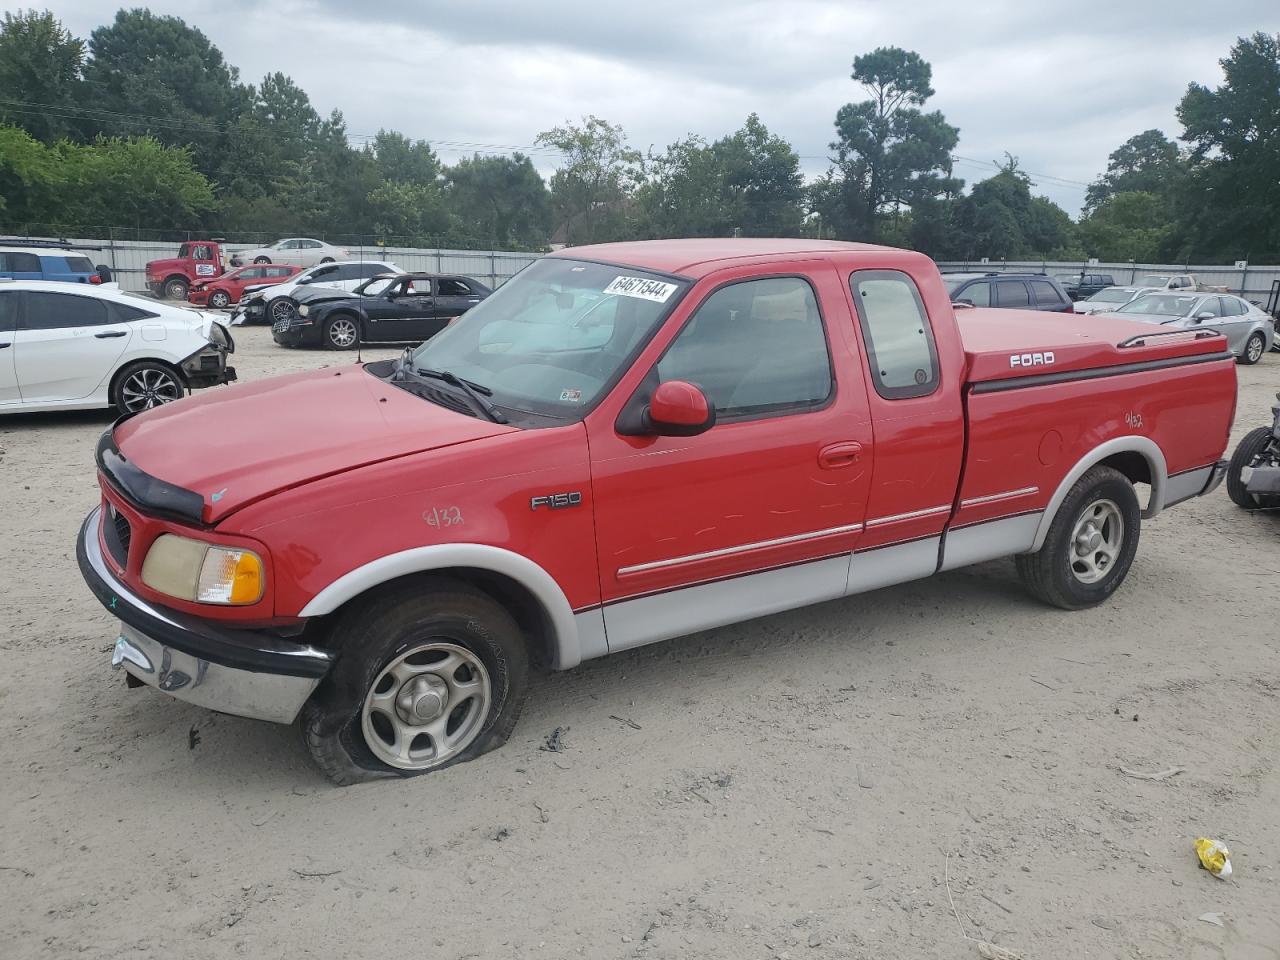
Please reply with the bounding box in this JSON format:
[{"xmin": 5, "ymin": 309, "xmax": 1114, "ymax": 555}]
[
  {"xmin": 657, "ymin": 276, "xmax": 832, "ymax": 419},
  {"xmin": 849, "ymin": 270, "xmax": 939, "ymax": 400}
]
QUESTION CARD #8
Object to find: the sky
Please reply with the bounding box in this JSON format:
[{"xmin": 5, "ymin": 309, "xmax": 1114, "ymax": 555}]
[{"xmin": 45, "ymin": 0, "xmax": 1280, "ymax": 215}]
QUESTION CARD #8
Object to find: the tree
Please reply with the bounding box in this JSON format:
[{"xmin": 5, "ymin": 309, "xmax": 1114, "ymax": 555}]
[
  {"xmin": 953, "ymin": 157, "xmax": 1077, "ymax": 259},
  {"xmin": 823, "ymin": 47, "xmax": 961, "ymax": 241},
  {"xmin": 69, "ymin": 135, "xmax": 215, "ymax": 229},
  {"xmin": 447, "ymin": 153, "xmax": 551, "ymax": 248},
  {"xmin": 536, "ymin": 116, "xmax": 640, "ymax": 244},
  {"xmin": 1085, "ymin": 129, "xmax": 1184, "ymax": 210},
  {"xmin": 368, "ymin": 130, "xmax": 442, "ymax": 187},
  {"xmin": 1077, "ymin": 191, "xmax": 1171, "ymax": 262},
  {"xmin": 83, "ymin": 9, "xmax": 250, "ymax": 174},
  {"xmin": 1175, "ymin": 32, "xmax": 1280, "ymax": 260},
  {"xmin": 0, "ymin": 10, "xmax": 85, "ymax": 143},
  {"xmin": 0, "ymin": 124, "xmax": 63, "ymax": 224}
]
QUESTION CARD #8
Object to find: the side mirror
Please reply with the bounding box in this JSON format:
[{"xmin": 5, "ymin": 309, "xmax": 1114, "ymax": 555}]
[
  {"xmin": 643, "ymin": 380, "xmax": 716, "ymax": 437},
  {"xmin": 1195, "ymin": 312, "xmax": 1215, "ymax": 321}
]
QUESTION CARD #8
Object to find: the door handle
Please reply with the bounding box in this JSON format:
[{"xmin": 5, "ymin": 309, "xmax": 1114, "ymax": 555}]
[
  {"xmin": 818, "ymin": 441, "xmax": 864, "ymax": 469},
  {"xmin": 0, "ymin": 341, "xmax": 10, "ymax": 349},
  {"xmin": 95, "ymin": 330, "xmax": 127, "ymax": 339}
]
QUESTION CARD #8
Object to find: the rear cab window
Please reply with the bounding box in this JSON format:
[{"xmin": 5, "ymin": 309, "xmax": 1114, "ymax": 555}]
[{"xmin": 848, "ymin": 270, "xmax": 939, "ymax": 400}]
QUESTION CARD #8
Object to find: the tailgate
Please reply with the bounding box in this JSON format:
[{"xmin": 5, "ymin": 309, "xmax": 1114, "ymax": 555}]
[{"xmin": 957, "ymin": 308, "xmax": 1231, "ymax": 385}]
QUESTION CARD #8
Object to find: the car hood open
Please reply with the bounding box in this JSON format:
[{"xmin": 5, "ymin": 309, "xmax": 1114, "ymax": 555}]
[{"xmin": 110, "ymin": 366, "xmax": 513, "ymax": 524}]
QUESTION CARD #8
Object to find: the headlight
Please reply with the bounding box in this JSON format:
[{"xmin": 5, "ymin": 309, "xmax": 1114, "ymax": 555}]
[
  {"xmin": 208, "ymin": 321, "xmax": 233, "ymax": 351},
  {"xmin": 297, "ymin": 304, "xmax": 309, "ymax": 317},
  {"xmin": 141, "ymin": 534, "xmax": 264, "ymax": 605}
]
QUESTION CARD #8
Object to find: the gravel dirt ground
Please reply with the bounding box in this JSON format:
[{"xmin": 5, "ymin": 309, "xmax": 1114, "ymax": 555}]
[{"xmin": 1, "ymin": 326, "xmax": 1278, "ymax": 960}]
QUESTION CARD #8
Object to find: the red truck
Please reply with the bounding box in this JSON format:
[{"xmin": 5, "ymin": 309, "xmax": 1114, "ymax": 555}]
[
  {"xmin": 78, "ymin": 239, "xmax": 1236, "ymax": 783},
  {"xmin": 145, "ymin": 240, "xmax": 228, "ymax": 301}
]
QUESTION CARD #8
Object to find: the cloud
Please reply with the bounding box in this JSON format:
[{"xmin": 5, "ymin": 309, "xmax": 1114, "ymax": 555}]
[{"xmin": 47, "ymin": 0, "xmax": 1274, "ymax": 214}]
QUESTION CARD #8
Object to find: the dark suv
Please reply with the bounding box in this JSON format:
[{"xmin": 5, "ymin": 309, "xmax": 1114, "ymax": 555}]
[
  {"xmin": 944, "ymin": 272, "xmax": 1073, "ymax": 313},
  {"xmin": 1054, "ymin": 272, "xmax": 1116, "ymax": 301}
]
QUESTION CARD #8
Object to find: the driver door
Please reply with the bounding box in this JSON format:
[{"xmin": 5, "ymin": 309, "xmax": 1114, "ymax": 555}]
[{"xmin": 367, "ymin": 278, "xmax": 438, "ymax": 343}]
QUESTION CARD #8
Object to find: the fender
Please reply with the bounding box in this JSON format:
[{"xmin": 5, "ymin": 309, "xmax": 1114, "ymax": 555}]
[
  {"xmin": 297, "ymin": 543, "xmax": 594, "ymax": 670},
  {"xmin": 1030, "ymin": 435, "xmax": 1168, "ymax": 552}
]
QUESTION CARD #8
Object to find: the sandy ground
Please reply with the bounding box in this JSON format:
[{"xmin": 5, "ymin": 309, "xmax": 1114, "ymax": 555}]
[{"xmin": 1, "ymin": 325, "xmax": 1278, "ymax": 960}]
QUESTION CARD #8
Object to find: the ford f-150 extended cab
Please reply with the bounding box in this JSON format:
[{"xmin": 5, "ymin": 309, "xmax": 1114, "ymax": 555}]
[{"xmin": 77, "ymin": 239, "xmax": 1236, "ymax": 783}]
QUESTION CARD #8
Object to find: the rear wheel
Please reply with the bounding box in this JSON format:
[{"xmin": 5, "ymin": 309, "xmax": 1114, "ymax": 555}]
[
  {"xmin": 254, "ymin": 256, "xmax": 271, "ymax": 264},
  {"xmin": 1239, "ymin": 331, "xmax": 1266, "ymax": 365},
  {"xmin": 300, "ymin": 580, "xmax": 528, "ymax": 785},
  {"xmin": 1016, "ymin": 465, "xmax": 1140, "ymax": 610},
  {"xmin": 163, "ymin": 276, "xmax": 189, "ymax": 300},
  {"xmin": 111, "ymin": 361, "xmax": 185, "ymax": 415},
  {"xmin": 209, "ymin": 289, "xmax": 231, "ymax": 309},
  {"xmin": 1226, "ymin": 426, "xmax": 1276, "ymax": 509},
  {"xmin": 320, "ymin": 257, "xmax": 335, "ymax": 263},
  {"xmin": 324, "ymin": 313, "xmax": 359, "ymax": 350}
]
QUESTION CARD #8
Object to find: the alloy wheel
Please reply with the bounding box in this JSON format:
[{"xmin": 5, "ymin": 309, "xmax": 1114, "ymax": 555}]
[
  {"xmin": 360, "ymin": 641, "xmax": 492, "ymax": 771},
  {"xmin": 120, "ymin": 367, "xmax": 183, "ymax": 412},
  {"xmin": 1069, "ymin": 498, "xmax": 1123, "ymax": 584},
  {"xmin": 328, "ymin": 317, "xmax": 357, "ymax": 348}
]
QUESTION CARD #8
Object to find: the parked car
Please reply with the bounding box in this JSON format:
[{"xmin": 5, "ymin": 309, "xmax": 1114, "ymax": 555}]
[
  {"xmin": 273, "ymin": 273, "xmax": 491, "ymax": 349},
  {"xmin": 230, "ymin": 238, "xmax": 349, "ymax": 268},
  {"xmin": 1073, "ymin": 286, "xmax": 1154, "ymax": 314},
  {"xmin": 145, "ymin": 240, "xmax": 229, "ymax": 301},
  {"xmin": 1054, "ymin": 272, "xmax": 1116, "ymax": 300},
  {"xmin": 1, "ymin": 240, "xmax": 113, "ymax": 286},
  {"xmin": 0, "ymin": 279, "xmax": 235, "ymax": 416},
  {"xmin": 945, "ymin": 272, "xmax": 1073, "ymax": 312},
  {"xmin": 188, "ymin": 263, "xmax": 301, "ymax": 309},
  {"xmin": 76, "ymin": 238, "xmax": 1237, "ymax": 783},
  {"xmin": 1102, "ymin": 291, "xmax": 1274, "ymax": 364},
  {"xmin": 1226, "ymin": 393, "xmax": 1280, "ymax": 510},
  {"xmin": 1137, "ymin": 273, "xmax": 1228, "ymax": 293},
  {"xmin": 231, "ymin": 260, "xmax": 402, "ymax": 326}
]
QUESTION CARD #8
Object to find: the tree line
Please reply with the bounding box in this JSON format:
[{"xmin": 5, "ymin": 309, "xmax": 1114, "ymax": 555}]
[{"xmin": 0, "ymin": 8, "xmax": 1276, "ymax": 263}]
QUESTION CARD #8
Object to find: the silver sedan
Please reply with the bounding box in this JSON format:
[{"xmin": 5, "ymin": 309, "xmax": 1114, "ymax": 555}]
[{"xmin": 1100, "ymin": 291, "xmax": 1275, "ymax": 364}]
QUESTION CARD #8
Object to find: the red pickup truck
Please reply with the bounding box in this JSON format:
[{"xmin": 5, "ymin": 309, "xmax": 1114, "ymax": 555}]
[{"xmin": 78, "ymin": 239, "xmax": 1235, "ymax": 783}]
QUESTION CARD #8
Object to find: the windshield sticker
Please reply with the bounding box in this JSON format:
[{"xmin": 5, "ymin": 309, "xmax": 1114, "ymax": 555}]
[
  {"xmin": 559, "ymin": 388, "xmax": 583, "ymax": 403},
  {"xmin": 604, "ymin": 276, "xmax": 678, "ymax": 303}
]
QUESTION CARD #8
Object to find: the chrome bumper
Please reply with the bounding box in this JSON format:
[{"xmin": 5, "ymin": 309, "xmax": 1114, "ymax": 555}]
[
  {"xmin": 112, "ymin": 624, "xmax": 320, "ymax": 724},
  {"xmin": 78, "ymin": 506, "xmax": 332, "ymax": 724}
]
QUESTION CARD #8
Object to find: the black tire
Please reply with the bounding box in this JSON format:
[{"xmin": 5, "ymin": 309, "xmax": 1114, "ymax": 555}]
[
  {"xmin": 300, "ymin": 578, "xmax": 528, "ymax": 785},
  {"xmin": 319, "ymin": 257, "xmax": 334, "ymax": 263},
  {"xmin": 1226, "ymin": 426, "xmax": 1275, "ymax": 509},
  {"xmin": 254, "ymin": 256, "xmax": 271, "ymax": 264},
  {"xmin": 1015, "ymin": 465, "xmax": 1140, "ymax": 610},
  {"xmin": 268, "ymin": 298, "xmax": 295, "ymax": 325},
  {"xmin": 163, "ymin": 276, "xmax": 189, "ymax": 300},
  {"xmin": 110, "ymin": 360, "xmax": 185, "ymax": 416},
  {"xmin": 324, "ymin": 313, "xmax": 360, "ymax": 350},
  {"xmin": 1239, "ymin": 331, "xmax": 1266, "ymax": 365},
  {"xmin": 209, "ymin": 289, "xmax": 231, "ymax": 309}
]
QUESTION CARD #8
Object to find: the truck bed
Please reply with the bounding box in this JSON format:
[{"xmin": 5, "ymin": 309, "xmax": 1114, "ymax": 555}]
[{"xmin": 956, "ymin": 308, "xmax": 1231, "ymax": 385}]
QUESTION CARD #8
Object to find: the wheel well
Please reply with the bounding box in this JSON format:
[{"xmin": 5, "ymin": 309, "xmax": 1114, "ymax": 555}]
[
  {"xmin": 315, "ymin": 568, "xmax": 556, "ymax": 670},
  {"xmin": 1097, "ymin": 451, "xmax": 1152, "ymax": 488}
]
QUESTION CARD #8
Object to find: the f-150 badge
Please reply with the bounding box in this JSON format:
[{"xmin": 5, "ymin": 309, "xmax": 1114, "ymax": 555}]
[{"xmin": 531, "ymin": 492, "xmax": 582, "ymax": 510}]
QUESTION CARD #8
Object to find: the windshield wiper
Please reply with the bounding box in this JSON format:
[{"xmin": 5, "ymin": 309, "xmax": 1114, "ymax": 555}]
[{"xmin": 415, "ymin": 367, "xmax": 508, "ymax": 424}]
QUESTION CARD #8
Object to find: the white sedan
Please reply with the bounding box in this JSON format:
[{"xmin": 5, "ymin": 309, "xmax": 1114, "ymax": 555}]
[
  {"xmin": 230, "ymin": 260, "xmax": 402, "ymax": 326},
  {"xmin": 230, "ymin": 238, "xmax": 350, "ymax": 268},
  {"xmin": 0, "ymin": 280, "xmax": 235, "ymax": 416}
]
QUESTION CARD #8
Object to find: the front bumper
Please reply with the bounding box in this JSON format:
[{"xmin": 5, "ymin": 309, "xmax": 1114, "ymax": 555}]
[
  {"xmin": 77, "ymin": 506, "xmax": 333, "ymax": 724},
  {"xmin": 271, "ymin": 318, "xmax": 318, "ymax": 347},
  {"xmin": 187, "ymin": 289, "xmax": 210, "ymax": 306}
]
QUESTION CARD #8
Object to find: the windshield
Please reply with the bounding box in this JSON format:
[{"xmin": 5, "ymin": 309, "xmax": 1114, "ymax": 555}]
[
  {"xmin": 944, "ymin": 277, "xmax": 982, "ymax": 295},
  {"xmin": 1087, "ymin": 288, "xmax": 1133, "ymax": 303},
  {"xmin": 1139, "ymin": 275, "xmax": 1171, "ymax": 287},
  {"xmin": 408, "ymin": 257, "xmax": 688, "ymax": 419},
  {"xmin": 1117, "ymin": 294, "xmax": 1198, "ymax": 317}
]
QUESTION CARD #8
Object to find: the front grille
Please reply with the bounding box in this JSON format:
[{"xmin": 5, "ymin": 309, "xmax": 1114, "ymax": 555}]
[{"xmin": 104, "ymin": 504, "xmax": 132, "ymax": 567}]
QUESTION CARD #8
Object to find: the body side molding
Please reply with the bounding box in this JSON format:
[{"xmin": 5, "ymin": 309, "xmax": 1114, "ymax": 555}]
[
  {"xmin": 1031, "ymin": 435, "xmax": 1168, "ymax": 552},
  {"xmin": 297, "ymin": 544, "xmax": 585, "ymax": 670}
]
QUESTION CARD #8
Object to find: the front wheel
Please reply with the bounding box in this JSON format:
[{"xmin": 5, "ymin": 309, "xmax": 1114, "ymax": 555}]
[
  {"xmin": 319, "ymin": 257, "xmax": 334, "ymax": 263},
  {"xmin": 1239, "ymin": 332, "xmax": 1266, "ymax": 365},
  {"xmin": 1226, "ymin": 426, "xmax": 1276, "ymax": 509},
  {"xmin": 300, "ymin": 580, "xmax": 529, "ymax": 785},
  {"xmin": 269, "ymin": 298, "xmax": 294, "ymax": 325},
  {"xmin": 324, "ymin": 313, "xmax": 360, "ymax": 350},
  {"xmin": 111, "ymin": 361, "xmax": 185, "ymax": 415},
  {"xmin": 209, "ymin": 289, "xmax": 231, "ymax": 309},
  {"xmin": 163, "ymin": 277, "xmax": 189, "ymax": 301},
  {"xmin": 253, "ymin": 256, "xmax": 271, "ymax": 264},
  {"xmin": 1015, "ymin": 465, "xmax": 1140, "ymax": 610}
]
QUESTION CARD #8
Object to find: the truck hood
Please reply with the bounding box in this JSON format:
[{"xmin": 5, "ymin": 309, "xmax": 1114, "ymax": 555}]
[{"xmin": 111, "ymin": 366, "xmax": 513, "ymax": 524}]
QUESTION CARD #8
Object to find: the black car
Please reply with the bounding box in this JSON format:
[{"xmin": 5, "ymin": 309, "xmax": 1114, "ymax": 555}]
[
  {"xmin": 272, "ymin": 273, "xmax": 492, "ymax": 350},
  {"xmin": 1054, "ymin": 272, "xmax": 1116, "ymax": 301},
  {"xmin": 943, "ymin": 272, "xmax": 1073, "ymax": 313}
]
